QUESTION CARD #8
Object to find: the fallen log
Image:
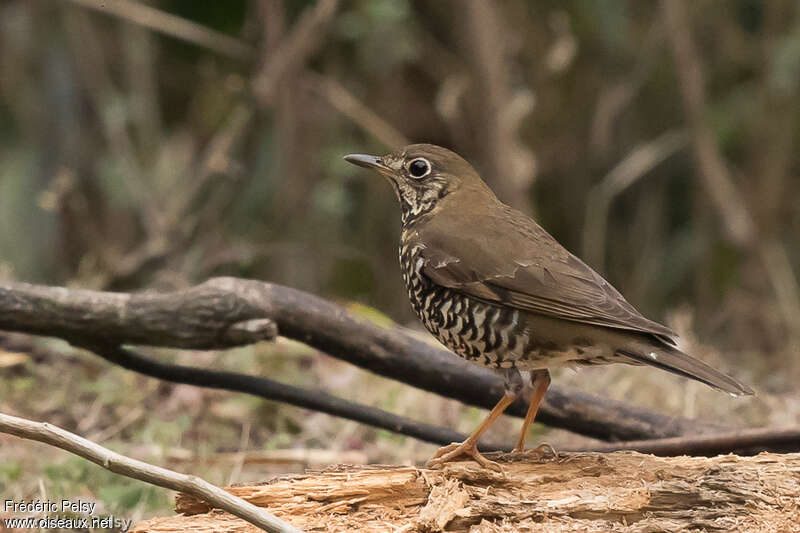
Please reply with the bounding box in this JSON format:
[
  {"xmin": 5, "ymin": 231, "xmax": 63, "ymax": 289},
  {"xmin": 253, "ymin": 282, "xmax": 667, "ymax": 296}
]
[{"xmin": 131, "ymin": 451, "xmax": 800, "ymax": 532}]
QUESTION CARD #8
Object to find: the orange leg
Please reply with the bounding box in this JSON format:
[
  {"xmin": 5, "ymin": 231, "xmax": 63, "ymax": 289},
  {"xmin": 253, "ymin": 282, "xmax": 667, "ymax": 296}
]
[
  {"xmin": 513, "ymin": 369, "xmax": 551, "ymax": 453},
  {"xmin": 426, "ymin": 392, "xmax": 516, "ymax": 471}
]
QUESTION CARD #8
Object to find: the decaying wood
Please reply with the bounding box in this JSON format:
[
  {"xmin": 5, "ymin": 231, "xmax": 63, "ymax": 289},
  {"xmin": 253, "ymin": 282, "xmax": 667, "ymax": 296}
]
[{"xmin": 132, "ymin": 452, "xmax": 800, "ymax": 533}]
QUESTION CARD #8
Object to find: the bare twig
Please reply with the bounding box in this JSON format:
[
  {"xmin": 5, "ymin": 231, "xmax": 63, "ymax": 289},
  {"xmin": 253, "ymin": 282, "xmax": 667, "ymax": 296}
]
[
  {"xmin": 62, "ymin": 0, "xmax": 258, "ymax": 289},
  {"xmin": 661, "ymin": 0, "xmax": 756, "ymax": 248},
  {"xmin": 304, "ymin": 73, "xmax": 409, "ymax": 148},
  {"xmin": 69, "ymin": 0, "xmax": 403, "ymax": 158},
  {"xmin": 76, "ymin": 342, "xmax": 492, "ymax": 450},
  {"xmin": 0, "ymin": 412, "xmax": 303, "ymax": 533},
  {"xmin": 582, "ymin": 130, "xmax": 687, "ymax": 267},
  {"xmin": 461, "ymin": 0, "xmax": 536, "ymax": 210},
  {"xmin": 252, "ymin": 0, "xmax": 340, "ymax": 106},
  {"xmin": 0, "ymin": 278, "xmax": 731, "ymax": 442},
  {"xmin": 5, "ymin": 330, "xmax": 482, "ymax": 451},
  {"xmin": 759, "ymin": 241, "xmax": 800, "ymax": 341},
  {"xmin": 63, "ymin": 9, "xmax": 161, "ymax": 237},
  {"xmin": 65, "ymin": 0, "xmax": 254, "ymax": 60},
  {"xmin": 100, "ymin": 105, "xmax": 254, "ymax": 290},
  {"xmin": 167, "ymin": 104, "xmax": 254, "ymax": 232},
  {"xmin": 662, "ymin": 0, "xmax": 800, "ymax": 344},
  {"xmin": 87, "ymin": 406, "xmax": 145, "ymax": 443},
  {"xmin": 122, "ymin": 22, "xmax": 163, "ymax": 156},
  {"xmin": 13, "ymin": 332, "xmax": 783, "ymax": 457},
  {"xmin": 573, "ymin": 426, "xmax": 800, "ymax": 456},
  {"xmin": 589, "ymin": 21, "xmax": 663, "ymax": 156}
]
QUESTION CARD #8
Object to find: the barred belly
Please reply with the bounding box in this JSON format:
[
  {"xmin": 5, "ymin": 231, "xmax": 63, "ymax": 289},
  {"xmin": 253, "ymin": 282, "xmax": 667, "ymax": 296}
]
[{"xmin": 400, "ymin": 242, "xmax": 545, "ymax": 370}]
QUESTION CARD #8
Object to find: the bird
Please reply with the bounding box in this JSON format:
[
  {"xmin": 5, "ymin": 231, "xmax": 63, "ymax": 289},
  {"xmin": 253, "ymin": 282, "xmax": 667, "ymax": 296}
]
[{"xmin": 344, "ymin": 144, "xmax": 753, "ymax": 470}]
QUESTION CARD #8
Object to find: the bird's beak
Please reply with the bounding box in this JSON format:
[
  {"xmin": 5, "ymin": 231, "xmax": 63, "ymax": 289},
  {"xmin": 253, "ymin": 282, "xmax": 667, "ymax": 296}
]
[{"xmin": 344, "ymin": 154, "xmax": 391, "ymax": 175}]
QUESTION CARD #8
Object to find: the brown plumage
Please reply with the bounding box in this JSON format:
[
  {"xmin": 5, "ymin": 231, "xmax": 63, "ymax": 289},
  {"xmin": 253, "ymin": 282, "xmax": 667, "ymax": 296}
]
[{"xmin": 345, "ymin": 144, "xmax": 752, "ymax": 469}]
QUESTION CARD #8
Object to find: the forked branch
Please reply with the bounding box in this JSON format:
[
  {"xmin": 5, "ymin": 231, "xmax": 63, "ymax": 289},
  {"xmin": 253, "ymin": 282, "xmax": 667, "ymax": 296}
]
[{"xmin": 1, "ymin": 277, "xmax": 728, "ymax": 443}]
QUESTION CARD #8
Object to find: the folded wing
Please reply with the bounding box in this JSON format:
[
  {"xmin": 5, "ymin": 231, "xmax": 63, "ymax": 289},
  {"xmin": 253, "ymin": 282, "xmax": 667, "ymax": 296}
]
[{"xmin": 414, "ymin": 205, "xmax": 677, "ymax": 344}]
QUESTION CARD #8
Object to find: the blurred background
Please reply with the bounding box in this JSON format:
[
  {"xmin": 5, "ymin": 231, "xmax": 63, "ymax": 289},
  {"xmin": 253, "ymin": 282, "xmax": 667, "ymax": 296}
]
[{"xmin": 1, "ymin": 0, "xmax": 798, "ymax": 525}]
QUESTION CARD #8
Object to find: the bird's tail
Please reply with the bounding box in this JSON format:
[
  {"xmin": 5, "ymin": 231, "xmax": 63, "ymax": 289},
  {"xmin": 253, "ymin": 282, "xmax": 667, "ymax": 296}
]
[{"xmin": 617, "ymin": 344, "xmax": 754, "ymax": 397}]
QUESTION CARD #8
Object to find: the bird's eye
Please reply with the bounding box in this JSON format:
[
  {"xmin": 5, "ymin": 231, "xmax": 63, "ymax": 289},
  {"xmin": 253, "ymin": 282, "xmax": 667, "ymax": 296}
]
[{"xmin": 407, "ymin": 158, "xmax": 431, "ymax": 179}]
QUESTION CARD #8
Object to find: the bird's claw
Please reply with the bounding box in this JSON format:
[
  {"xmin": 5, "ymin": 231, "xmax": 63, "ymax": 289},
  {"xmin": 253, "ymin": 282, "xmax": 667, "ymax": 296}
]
[
  {"xmin": 428, "ymin": 442, "xmax": 460, "ymax": 460},
  {"xmin": 426, "ymin": 441, "xmax": 503, "ymax": 472},
  {"xmin": 511, "ymin": 442, "xmax": 558, "ymax": 459}
]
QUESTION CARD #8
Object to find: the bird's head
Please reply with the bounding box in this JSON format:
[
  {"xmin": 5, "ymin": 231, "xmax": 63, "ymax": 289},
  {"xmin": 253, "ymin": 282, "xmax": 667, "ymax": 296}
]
[{"xmin": 345, "ymin": 144, "xmax": 495, "ymax": 225}]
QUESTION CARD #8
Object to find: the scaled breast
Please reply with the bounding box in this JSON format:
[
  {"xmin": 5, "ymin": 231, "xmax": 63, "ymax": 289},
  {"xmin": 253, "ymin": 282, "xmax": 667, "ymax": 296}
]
[{"xmin": 397, "ymin": 238, "xmax": 535, "ymax": 370}]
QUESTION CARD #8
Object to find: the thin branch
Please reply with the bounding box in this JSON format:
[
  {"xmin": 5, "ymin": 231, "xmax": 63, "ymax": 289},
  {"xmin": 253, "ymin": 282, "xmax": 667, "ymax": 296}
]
[
  {"xmin": 17, "ymin": 333, "xmax": 789, "ymax": 458},
  {"xmin": 589, "ymin": 21, "xmax": 664, "ymax": 156},
  {"xmin": 122, "ymin": 21, "xmax": 163, "ymax": 157},
  {"xmin": 65, "ymin": 0, "xmax": 254, "ymax": 60},
  {"xmin": 662, "ymin": 0, "xmax": 800, "ymax": 343},
  {"xmin": 63, "ymin": 9, "xmax": 162, "ymax": 238},
  {"xmin": 304, "ymin": 73, "xmax": 409, "ymax": 149},
  {"xmin": 759, "ymin": 241, "xmax": 800, "ymax": 341},
  {"xmin": 0, "ymin": 412, "xmax": 302, "ymax": 533},
  {"xmin": 166, "ymin": 105, "xmax": 254, "ymax": 235},
  {"xmin": 0, "ymin": 332, "xmax": 483, "ymax": 451},
  {"xmin": 252, "ymin": 0, "xmax": 340, "ymax": 106},
  {"xmin": 572, "ymin": 426, "xmax": 800, "ymax": 457},
  {"xmin": 68, "ymin": 0, "xmax": 404, "ymax": 155},
  {"xmin": 0, "ymin": 278, "xmax": 730, "ymax": 442},
  {"xmin": 462, "ymin": 0, "xmax": 536, "ymax": 210},
  {"xmin": 582, "ymin": 130, "xmax": 687, "ymax": 267},
  {"xmin": 101, "ymin": 104, "xmax": 254, "ymax": 290},
  {"xmin": 78, "ymin": 342, "xmax": 497, "ymax": 450},
  {"xmin": 661, "ymin": 0, "xmax": 756, "ymax": 248}
]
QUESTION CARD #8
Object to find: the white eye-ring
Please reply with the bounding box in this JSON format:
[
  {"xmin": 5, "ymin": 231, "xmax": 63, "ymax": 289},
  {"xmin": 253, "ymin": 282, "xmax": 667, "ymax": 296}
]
[{"xmin": 407, "ymin": 158, "xmax": 431, "ymax": 179}]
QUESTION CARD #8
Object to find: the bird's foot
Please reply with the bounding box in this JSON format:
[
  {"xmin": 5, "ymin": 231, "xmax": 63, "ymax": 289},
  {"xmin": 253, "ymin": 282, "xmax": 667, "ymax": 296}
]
[
  {"xmin": 426, "ymin": 441, "xmax": 502, "ymax": 472},
  {"xmin": 511, "ymin": 442, "xmax": 558, "ymax": 459}
]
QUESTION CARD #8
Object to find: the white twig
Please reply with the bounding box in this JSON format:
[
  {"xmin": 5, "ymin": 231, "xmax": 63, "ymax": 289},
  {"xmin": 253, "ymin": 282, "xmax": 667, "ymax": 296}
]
[{"xmin": 0, "ymin": 412, "xmax": 303, "ymax": 533}]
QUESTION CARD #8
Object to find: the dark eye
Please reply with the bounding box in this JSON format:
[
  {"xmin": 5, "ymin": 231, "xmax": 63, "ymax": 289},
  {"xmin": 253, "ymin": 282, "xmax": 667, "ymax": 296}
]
[{"xmin": 408, "ymin": 158, "xmax": 431, "ymax": 178}]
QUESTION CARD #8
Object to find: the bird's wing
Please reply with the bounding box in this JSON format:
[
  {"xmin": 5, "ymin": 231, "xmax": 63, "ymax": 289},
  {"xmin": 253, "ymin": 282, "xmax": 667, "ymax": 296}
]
[{"xmin": 413, "ymin": 206, "xmax": 677, "ymax": 342}]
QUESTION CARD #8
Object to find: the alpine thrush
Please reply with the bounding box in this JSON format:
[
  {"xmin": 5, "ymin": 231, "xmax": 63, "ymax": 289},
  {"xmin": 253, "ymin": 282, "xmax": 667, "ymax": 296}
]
[{"xmin": 345, "ymin": 144, "xmax": 753, "ymax": 470}]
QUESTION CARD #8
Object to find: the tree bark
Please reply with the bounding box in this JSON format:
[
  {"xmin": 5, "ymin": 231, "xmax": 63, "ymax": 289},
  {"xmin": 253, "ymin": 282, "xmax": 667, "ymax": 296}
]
[{"xmin": 131, "ymin": 452, "xmax": 800, "ymax": 533}]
